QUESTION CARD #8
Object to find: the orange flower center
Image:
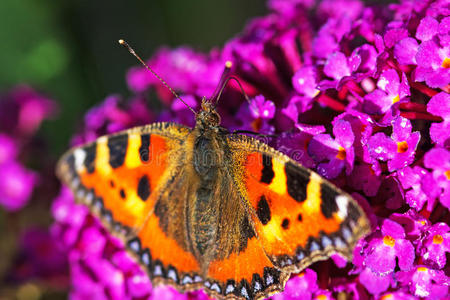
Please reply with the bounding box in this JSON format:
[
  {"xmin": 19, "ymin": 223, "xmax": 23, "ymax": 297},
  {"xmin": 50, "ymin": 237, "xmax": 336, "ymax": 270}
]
[
  {"xmin": 381, "ymin": 294, "xmax": 394, "ymax": 300},
  {"xmin": 419, "ymin": 220, "xmax": 426, "ymax": 225},
  {"xmin": 417, "ymin": 267, "xmax": 428, "ymax": 272},
  {"xmin": 392, "ymin": 94, "xmax": 400, "ymax": 104},
  {"xmin": 445, "ymin": 170, "xmax": 450, "ymax": 180},
  {"xmin": 383, "ymin": 235, "xmax": 396, "ymax": 247},
  {"xmin": 442, "ymin": 57, "xmax": 450, "ymax": 68},
  {"xmin": 316, "ymin": 295, "xmax": 327, "ymax": 300},
  {"xmin": 251, "ymin": 118, "xmax": 262, "ymax": 132},
  {"xmin": 433, "ymin": 234, "xmax": 444, "ymax": 244},
  {"xmin": 336, "ymin": 146, "xmax": 346, "ymax": 160},
  {"xmin": 397, "ymin": 141, "xmax": 409, "ymax": 153}
]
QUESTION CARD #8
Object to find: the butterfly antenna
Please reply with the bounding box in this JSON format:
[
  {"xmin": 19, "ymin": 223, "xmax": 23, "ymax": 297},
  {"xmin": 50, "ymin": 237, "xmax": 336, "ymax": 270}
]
[
  {"xmin": 212, "ymin": 61, "xmax": 251, "ymax": 107},
  {"xmin": 118, "ymin": 39, "xmax": 197, "ymax": 115}
]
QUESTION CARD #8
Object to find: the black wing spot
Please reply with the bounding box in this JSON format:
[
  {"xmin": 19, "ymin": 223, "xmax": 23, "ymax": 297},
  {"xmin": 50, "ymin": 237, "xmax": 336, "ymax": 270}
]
[
  {"xmin": 347, "ymin": 199, "xmax": 361, "ymax": 221},
  {"xmin": 297, "ymin": 213, "xmax": 303, "ymax": 221},
  {"xmin": 108, "ymin": 134, "xmax": 128, "ymax": 168},
  {"xmin": 320, "ymin": 183, "xmax": 339, "ymax": 219},
  {"xmin": 84, "ymin": 142, "xmax": 97, "ymax": 173},
  {"xmin": 260, "ymin": 154, "xmax": 275, "ymax": 184},
  {"xmin": 239, "ymin": 216, "xmax": 256, "ymax": 252},
  {"xmin": 137, "ymin": 175, "xmax": 151, "ymax": 201},
  {"xmin": 281, "ymin": 218, "xmax": 290, "ymax": 230},
  {"xmin": 154, "ymin": 200, "xmax": 168, "ymax": 233},
  {"xmin": 256, "ymin": 195, "xmax": 271, "ymax": 225},
  {"xmin": 119, "ymin": 189, "xmax": 126, "ymax": 199},
  {"xmin": 263, "ymin": 267, "xmax": 280, "ymax": 286},
  {"xmin": 285, "ymin": 162, "xmax": 310, "ymax": 202},
  {"xmin": 238, "ymin": 279, "xmax": 252, "ymax": 300},
  {"xmin": 139, "ymin": 134, "xmax": 151, "ymax": 162},
  {"xmin": 109, "ymin": 180, "xmax": 115, "ymax": 188}
]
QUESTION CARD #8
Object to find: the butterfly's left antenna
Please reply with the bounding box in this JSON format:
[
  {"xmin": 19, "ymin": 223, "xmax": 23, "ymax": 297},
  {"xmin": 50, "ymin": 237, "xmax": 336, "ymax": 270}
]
[{"xmin": 118, "ymin": 39, "xmax": 197, "ymax": 115}]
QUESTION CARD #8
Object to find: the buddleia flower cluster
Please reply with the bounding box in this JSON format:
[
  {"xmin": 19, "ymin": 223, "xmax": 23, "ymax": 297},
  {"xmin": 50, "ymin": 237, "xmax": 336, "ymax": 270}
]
[
  {"xmin": 50, "ymin": 0, "xmax": 449, "ymax": 299},
  {"xmin": 0, "ymin": 85, "xmax": 56, "ymax": 212}
]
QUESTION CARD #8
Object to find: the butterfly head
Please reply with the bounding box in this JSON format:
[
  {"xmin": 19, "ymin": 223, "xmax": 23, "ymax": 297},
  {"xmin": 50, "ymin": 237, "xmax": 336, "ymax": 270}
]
[{"xmin": 196, "ymin": 98, "xmax": 221, "ymax": 130}]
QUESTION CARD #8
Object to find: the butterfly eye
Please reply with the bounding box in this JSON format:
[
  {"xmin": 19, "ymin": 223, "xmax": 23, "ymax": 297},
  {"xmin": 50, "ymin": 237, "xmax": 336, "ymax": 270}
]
[{"xmin": 208, "ymin": 111, "xmax": 221, "ymax": 126}]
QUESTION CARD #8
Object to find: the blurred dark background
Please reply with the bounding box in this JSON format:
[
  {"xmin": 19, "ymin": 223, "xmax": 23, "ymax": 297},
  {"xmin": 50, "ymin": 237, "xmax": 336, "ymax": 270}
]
[{"xmin": 0, "ymin": 0, "xmax": 266, "ymax": 155}]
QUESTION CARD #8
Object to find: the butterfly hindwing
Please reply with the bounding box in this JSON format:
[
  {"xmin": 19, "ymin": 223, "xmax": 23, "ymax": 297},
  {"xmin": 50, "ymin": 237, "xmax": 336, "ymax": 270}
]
[{"xmin": 227, "ymin": 134, "xmax": 371, "ymax": 272}]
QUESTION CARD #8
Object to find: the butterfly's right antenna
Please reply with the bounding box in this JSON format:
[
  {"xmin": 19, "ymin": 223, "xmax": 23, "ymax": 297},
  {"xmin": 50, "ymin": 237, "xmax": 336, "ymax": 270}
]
[
  {"xmin": 211, "ymin": 61, "xmax": 250, "ymax": 107},
  {"xmin": 118, "ymin": 39, "xmax": 197, "ymax": 115}
]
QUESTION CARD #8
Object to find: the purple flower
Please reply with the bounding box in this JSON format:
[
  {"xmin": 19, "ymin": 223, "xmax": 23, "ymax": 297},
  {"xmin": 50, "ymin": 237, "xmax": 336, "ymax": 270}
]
[
  {"xmin": 427, "ymin": 92, "xmax": 450, "ymax": 147},
  {"xmin": 249, "ymin": 95, "xmax": 276, "ymax": 119},
  {"xmin": 389, "ymin": 209, "xmax": 429, "ymax": 243},
  {"xmin": 317, "ymin": 0, "xmax": 363, "ymax": 21},
  {"xmin": 0, "ymin": 85, "xmax": 57, "ymax": 211},
  {"xmin": 272, "ymin": 268, "xmax": 318, "ymax": 300},
  {"xmin": 308, "ymin": 119, "xmax": 355, "ymax": 179},
  {"xmin": 232, "ymin": 99, "xmax": 275, "ymax": 134},
  {"xmin": 394, "ymin": 37, "xmax": 419, "ymax": 66},
  {"xmin": 359, "ymin": 218, "xmax": 416, "ymax": 296},
  {"xmin": 276, "ymin": 124, "xmax": 325, "ymax": 168},
  {"xmin": 7, "ymin": 228, "xmax": 68, "ymax": 283},
  {"xmin": 367, "ymin": 116, "xmax": 420, "ymax": 172},
  {"xmin": 359, "ymin": 267, "xmax": 393, "ymax": 295},
  {"xmin": 321, "ymin": 45, "xmax": 378, "ymax": 90},
  {"xmin": 170, "ymin": 94, "xmax": 198, "ymax": 127},
  {"xmin": 127, "ymin": 47, "xmax": 223, "ymax": 101},
  {"xmin": 397, "ymin": 166, "xmax": 428, "ymax": 210},
  {"xmin": 0, "ymin": 134, "xmax": 17, "ymax": 164},
  {"xmin": 292, "ymin": 66, "xmax": 319, "ymax": 98},
  {"xmin": 415, "ymin": 40, "xmax": 450, "ymax": 88},
  {"xmin": 363, "ymin": 69, "xmax": 410, "ymax": 120},
  {"xmin": 268, "ymin": 0, "xmax": 316, "ymax": 14},
  {"xmin": 0, "ymin": 161, "xmax": 36, "ymax": 211},
  {"xmin": 312, "ymin": 17, "xmax": 352, "ymax": 60},
  {"xmin": 364, "ymin": 219, "xmax": 415, "ymax": 275},
  {"xmin": 323, "ymin": 52, "xmax": 353, "ymax": 83},
  {"xmin": 416, "ymin": 16, "xmax": 440, "ymax": 42},
  {"xmin": 0, "ymin": 85, "xmax": 57, "ymax": 136},
  {"xmin": 418, "ymin": 222, "xmax": 450, "ymax": 269},
  {"xmin": 423, "ymin": 147, "xmax": 450, "ymax": 209},
  {"xmin": 397, "ymin": 266, "xmax": 449, "ymax": 299},
  {"xmin": 414, "ymin": 16, "xmax": 450, "ymax": 88},
  {"xmin": 72, "ymin": 95, "xmax": 153, "ymax": 145},
  {"xmin": 348, "ymin": 163, "xmax": 382, "ymax": 197}
]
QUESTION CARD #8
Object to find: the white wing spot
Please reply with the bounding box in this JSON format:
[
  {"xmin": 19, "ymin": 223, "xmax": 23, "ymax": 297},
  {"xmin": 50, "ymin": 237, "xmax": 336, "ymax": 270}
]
[
  {"xmin": 73, "ymin": 149, "xmax": 86, "ymax": 172},
  {"xmin": 182, "ymin": 276, "xmax": 193, "ymax": 285},
  {"xmin": 336, "ymin": 195, "xmax": 349, "ymax": 219},
  {"xmin": 226, "ymin": 284, "xmax": 235, "ymax": 294},
  {"xmin": 168, "ymin": 269, "xmax": 177, "ymax": 282}
]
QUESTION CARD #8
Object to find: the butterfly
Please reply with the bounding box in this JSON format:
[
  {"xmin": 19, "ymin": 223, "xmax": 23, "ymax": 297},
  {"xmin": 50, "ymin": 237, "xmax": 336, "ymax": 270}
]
[{"xmin": 56, "ymin": 41, "xmax": 370, "ymax": 300}]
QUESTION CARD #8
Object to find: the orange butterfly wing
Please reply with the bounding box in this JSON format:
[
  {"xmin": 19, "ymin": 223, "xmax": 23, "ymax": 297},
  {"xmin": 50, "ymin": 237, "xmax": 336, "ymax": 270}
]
[
  {"xmin": 57, "ymin": 122, "xmax": 203, "ymax": 289},
  {"xmin": 194, "ymin": 135, "xmax": 370, "ymax": 300},
  {"xmin": 227, "ymin": 135, "xmax": 370, "ymax": 273}
]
